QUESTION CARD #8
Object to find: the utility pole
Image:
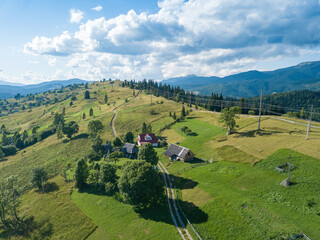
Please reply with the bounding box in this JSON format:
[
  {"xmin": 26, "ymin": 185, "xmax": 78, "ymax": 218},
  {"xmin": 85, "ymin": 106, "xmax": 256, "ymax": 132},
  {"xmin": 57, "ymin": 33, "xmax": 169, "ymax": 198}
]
[
  {"xmin": 306, "ymin": 105, "xmax": 313, "ymax": 140},
  {"xmin": 258, "ymin": 90, "xmax": 263, "ymax": 131}
]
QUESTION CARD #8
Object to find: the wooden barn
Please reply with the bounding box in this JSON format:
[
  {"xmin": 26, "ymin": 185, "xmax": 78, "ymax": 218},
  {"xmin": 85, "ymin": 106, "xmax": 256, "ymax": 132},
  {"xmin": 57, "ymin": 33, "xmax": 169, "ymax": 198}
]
[{"xmin": 164, "ymin": 144, "xmax": 194, "ymax": 162}]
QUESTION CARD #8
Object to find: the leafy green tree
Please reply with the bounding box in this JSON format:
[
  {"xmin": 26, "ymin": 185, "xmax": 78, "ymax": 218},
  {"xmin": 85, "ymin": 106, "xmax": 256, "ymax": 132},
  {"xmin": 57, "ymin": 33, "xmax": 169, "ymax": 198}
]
[
  {"xmin": 181, "ymin": 105, "xmax": 186, "ymax": 117},
  {"xmin": 124, "ymin": 132, "xmax": 134, "ymax": 143},
  {"xmin": 56, "ymin": 122, "xmax": 64, "ymax": 139},
  {"xmin": 91, "ymin": 135, "xmax": 103, "ymax": 153},
  {"xmin": 0, "ymin": 176, "xmax": 21, "ymax": 229},
  {"xmin": 104, "ymin": 94, "xmax": 108, "ymax": 104},
  {"xmin": 100, "ymin": 163, "xmax": 117, "ymax": 184},
  {"xmin": 173, "ymin": 111, "xmax": 177, "ymax": 120},
  {"xmin": 107, "ymin": 151, "xmax": 122, "ymax": 164},
  {"xmin": 0, "ymin": 149, "xmax": 4, "ymax": 160},
  {"xmin": 89, "ymin": 108, "xmax": 94, "ymax": 117},
  {"xmin": 88, "ymin": 120, "xmax": 104, "ymax": 137},
  {"xmin": 74, "ymin": 159, "xmax": 89, "ymax": 190},
  {"xmin": 1, "ymin": 134, "xmax": 9, "ymax": 146},
  {"xmin": 138, "ymin": 143, "xmax": 159, "ymax": 165},
  {"xmin": 53, "ymin": 113, "xmax": 65, "ymax": 127},
  {"xmin": 219, "ymin": 108, "xmax": 239, "ymax": 135},
  {"xmin": 141, "ymin": 122, "xmax": 152, "ymax": 134},
  {"xmin": 15, "ymin": 139, "xmax": 24, "ymax": 149},
  {"xmin": 84, "ymin": 90, "xmax": 90, "ymax": 99},
  {"xmin": 62, "ymin": 121, "xmax": 79, "ymax": 139},
  {"xmin": 82, "ymin": 113, "xmax": 86, "ymax": 119},
  {"xmin": 113, "ymin": 137, "xmax": 122, "ymax": 147},
  {"xmin": 1, "ymin": 124, "xmax": 6, "ymax": 134},
  {"xmin": 118, "ymin": 161, "xmax": 163, "ymax": 207},
  {"xmin": 32, "ymin": 126, "xmax": 40, "ymax": 134},
  {"xmin": 30, "ymin": 167, "xmax": 48, "ymax": 192},
  {"xmin": 87, "ymin": 150, "xmax": 101, "ymax": 162},
  {"xmin": 21, "ymin": 130, "xmax": 29, "ymax": 141}
]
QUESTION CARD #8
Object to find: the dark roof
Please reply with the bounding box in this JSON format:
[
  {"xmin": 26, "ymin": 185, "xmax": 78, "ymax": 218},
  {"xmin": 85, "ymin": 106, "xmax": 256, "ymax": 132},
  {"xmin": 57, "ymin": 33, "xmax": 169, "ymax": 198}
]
[
  {"xmin": 122, "ymin": 143, "xmax": 139, "ymax": 154},
  {"xmin": 103, "ymin": 143, "xmax": 112, "ymax": 150},
  {"xmin": 137, "ymin": 133, "xmax": 158, "ymax": 144},
  {"xmin": 164, "ymin": 144, "xmax": 192, "ymax": 159}
]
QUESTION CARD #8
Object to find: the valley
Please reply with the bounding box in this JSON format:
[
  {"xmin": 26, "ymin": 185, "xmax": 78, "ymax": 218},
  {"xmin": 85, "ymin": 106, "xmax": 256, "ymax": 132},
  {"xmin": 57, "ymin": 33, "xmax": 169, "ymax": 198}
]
[{"xmin": 0, "ymin": 80, "xmax": 319, "ymax": 239}]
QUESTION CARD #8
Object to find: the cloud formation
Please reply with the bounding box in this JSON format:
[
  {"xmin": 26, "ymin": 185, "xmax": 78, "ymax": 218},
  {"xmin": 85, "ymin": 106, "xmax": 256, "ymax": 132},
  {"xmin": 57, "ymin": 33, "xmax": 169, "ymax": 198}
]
[
  {"xmin": 92, "ymin": 5, "xmax": 103, "ymax": 12},
  {"xmin": 70, "ymin": 9, "xmax": 84, "ymax": 24},
  {"xmin": 24, "ymin": 0, "xmax": 320, "ymax": 80}
]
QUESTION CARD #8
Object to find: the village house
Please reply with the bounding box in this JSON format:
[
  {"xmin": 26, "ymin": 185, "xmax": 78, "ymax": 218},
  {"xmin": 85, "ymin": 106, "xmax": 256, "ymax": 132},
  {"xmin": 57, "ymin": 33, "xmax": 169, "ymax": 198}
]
[
  {"xmin": 121, "ymin": 143, "xmax": 139, "ymax": 159},
  {"xmin": 164, "ymin": 144, "xmax": 195, "ymax": 162},
  {"xmin": 136, "ymin": 133, "xmax": 159, "ymax": 147}
]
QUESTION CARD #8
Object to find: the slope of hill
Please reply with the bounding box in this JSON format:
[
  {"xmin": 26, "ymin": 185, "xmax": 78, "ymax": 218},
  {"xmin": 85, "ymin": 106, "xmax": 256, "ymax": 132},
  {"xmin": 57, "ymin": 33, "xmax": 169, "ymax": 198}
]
[
  {"xmin": 162, "ymin": 61, "xmax": 320, "ymax": 97},
  {"xmin": 0, "ymin": 80, "xmax": 25, "ymax": 86},
  {"xmin": 1, "ymin": 80, "xmax": 320, "ymax": 239},
  {"xmin": 0, "ymin": 78, "xmax": 89, "ymax": 99}
]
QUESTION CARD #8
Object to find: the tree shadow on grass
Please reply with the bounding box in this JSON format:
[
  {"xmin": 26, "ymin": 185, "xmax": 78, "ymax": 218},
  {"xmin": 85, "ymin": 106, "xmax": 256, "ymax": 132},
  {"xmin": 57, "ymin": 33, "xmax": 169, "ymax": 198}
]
[
  {"xmin": 172, "ymin": 175, "xmax": 198, "ymax": 189},
  {"xmin": 135, "ymin": 197, "xmax": 208, "ymax": 225},
  {"xmin": 72, "ymin": 133, "xmax": 89, "ymax": 140},
  {"xmin": 0, "ymin": 217, "xmax": 53, "ymax": 239},
  {"xmin": 234, "ymin": 129, "xmax": 282, "ymax": 138},
  {"xmin": 187, "ymin": 132, "xmax": 198, "ymax": 136},
  {"xmin": 186, "ymin": 117, "xmax": 200, "ymax": 120},
  {"xmin": 44, "ymin": 182, "xmax": 59, "ymax": 193}
]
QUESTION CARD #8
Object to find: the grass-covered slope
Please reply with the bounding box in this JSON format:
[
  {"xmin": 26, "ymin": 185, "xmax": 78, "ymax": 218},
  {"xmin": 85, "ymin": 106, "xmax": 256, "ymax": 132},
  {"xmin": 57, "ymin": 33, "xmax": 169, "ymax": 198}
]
[{"xmin": 172, "ymin": 149, "xmax": 320, "ymax": 239}]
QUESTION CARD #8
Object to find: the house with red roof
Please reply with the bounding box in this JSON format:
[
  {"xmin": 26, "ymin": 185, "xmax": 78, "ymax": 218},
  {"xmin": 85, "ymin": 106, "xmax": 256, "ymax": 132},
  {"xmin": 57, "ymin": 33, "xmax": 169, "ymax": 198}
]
[{"xmin": 137, "ymin": 133, "xmax": 159, "ymax": 147}]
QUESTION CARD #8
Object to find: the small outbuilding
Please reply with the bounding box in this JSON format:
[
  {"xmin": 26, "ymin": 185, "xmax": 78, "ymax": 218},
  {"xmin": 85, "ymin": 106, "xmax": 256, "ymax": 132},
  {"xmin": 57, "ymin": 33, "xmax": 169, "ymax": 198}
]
[
  {"xmin": 164, "ymin": 144, "xmax": 194, "ymax": 162},
  {"xmin": 121, "ymin": 143, "xmax": 139, "ymax": 159},
  {"xmin": 137, "ymin": 133, "xmax": 158, "ymax": 147},
  {"xmin": 103, "ymin": 143, "xmax": 113, "ymax": 153}
]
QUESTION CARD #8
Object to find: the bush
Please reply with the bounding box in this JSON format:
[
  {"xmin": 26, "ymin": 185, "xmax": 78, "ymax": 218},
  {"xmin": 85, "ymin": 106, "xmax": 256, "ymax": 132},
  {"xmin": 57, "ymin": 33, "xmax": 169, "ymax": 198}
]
[
  {"xmin": 87, "ymin": 150, "xmax": 101, "ymax": 162},
  {"xmin": 0, "ymin": 145, "xmax": 17, "ymax": 156},
  {"xmin": 37, "ymin": 127, "xmax": 56, "ymax": 141}
]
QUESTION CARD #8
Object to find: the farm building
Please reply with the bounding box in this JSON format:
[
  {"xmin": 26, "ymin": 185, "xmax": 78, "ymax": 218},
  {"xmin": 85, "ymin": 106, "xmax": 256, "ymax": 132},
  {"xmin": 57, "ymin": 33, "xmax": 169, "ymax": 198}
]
[
  {"xmin": 103, "ymin": 143, "xmax": 113, "ymax": 153},
  {"xmin": 136, "ymin": 133, "xmax": 159, "ymax": 147},
  {"xmin": 164, "ymin": 144, "xmax": 194, "ymax": 162},
  {"xmin": 121, "ymin": 143, "xmax": 139, "ymax": 159}
]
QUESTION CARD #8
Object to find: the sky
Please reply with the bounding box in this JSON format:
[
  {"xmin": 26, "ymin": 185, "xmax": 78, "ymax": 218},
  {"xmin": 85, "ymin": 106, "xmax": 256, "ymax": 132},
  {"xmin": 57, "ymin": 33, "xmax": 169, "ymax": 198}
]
[{"xmin": 1, "ymin": 0, "xmax": 320, "ymax": 84}]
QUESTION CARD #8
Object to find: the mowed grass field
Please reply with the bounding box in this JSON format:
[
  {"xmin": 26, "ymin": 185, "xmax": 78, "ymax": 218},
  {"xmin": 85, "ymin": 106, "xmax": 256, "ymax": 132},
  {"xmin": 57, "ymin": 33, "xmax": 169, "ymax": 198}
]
[{"xmin": 161, "ymin": 112, "xmax": 320, "ymax": 239}]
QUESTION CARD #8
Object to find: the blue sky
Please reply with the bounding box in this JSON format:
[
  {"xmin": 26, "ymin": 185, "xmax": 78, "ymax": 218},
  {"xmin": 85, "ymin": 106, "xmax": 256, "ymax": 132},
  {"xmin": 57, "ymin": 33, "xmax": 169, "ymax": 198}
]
[{"xmin": 1, "ymin": 0, "xmax": 320, "ymax": 84}]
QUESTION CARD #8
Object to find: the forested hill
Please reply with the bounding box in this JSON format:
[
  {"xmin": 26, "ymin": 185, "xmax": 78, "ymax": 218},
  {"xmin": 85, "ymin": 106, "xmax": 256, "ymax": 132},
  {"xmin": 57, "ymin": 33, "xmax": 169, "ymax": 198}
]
[
  {"xmin": 162, "ymin": 61, "xmax": 320, "ymax": 98},
  {"xmin": 248, "ymin": 90, "xmax": 320, "ymax": 120}
]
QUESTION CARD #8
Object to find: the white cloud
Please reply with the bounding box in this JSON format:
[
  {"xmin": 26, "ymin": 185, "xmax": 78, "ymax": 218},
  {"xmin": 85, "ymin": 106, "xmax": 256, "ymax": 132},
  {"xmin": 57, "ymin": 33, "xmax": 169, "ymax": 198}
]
[
  {"xmin": 24, "ymin": 0, "xmax": 320, "ymax": 80},
  {"xmin": 70, "ymin": 9, "xmax": 84, "ymax": 24},
  {"xmin": 92, "ymin": 5, "xmax": 103, "ymax": 12},
  {"xmin": 48, "ymin": 57, "xmax": 56, "ymax": 66}
]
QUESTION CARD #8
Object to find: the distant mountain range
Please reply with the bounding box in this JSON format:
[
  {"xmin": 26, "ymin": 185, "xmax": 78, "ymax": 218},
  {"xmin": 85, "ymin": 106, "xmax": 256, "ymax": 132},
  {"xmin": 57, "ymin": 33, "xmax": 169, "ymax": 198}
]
[
  {"xmin": 0, "ymin": 80, "xmax": 25, "ymax": 86},
  {"xmin": 0, "ymin": 79, "xmax": 88, "ymax": 99},
  {"xmin": 162, "ymin": 61, "xmax": 320, "ymax": 98}
]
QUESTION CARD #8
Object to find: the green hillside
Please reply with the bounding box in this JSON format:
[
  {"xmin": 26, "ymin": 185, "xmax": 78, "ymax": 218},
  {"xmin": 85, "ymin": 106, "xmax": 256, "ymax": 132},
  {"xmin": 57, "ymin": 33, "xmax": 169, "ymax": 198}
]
[{"xmin": 0, "ymin": 80, "xmax": 319, "ymax": 239}]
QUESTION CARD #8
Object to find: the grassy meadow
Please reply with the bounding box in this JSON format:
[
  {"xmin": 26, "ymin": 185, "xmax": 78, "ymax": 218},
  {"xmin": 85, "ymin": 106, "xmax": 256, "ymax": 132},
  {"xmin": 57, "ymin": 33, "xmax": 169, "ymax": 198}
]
[
  {"xmin": 161, "ymin": 113, "xmax": 320, "ymax": 239},
  {"xmin": 1, "ymin": 81, "xmax": 320, "ymax": 239}
]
